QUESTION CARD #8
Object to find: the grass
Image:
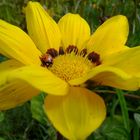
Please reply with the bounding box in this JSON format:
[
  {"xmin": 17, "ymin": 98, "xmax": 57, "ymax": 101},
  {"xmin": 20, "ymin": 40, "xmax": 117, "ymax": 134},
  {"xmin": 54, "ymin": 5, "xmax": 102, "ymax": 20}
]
[{"xmin": 0, "ymin": 0, "xmax": 140, "ymax": 140}]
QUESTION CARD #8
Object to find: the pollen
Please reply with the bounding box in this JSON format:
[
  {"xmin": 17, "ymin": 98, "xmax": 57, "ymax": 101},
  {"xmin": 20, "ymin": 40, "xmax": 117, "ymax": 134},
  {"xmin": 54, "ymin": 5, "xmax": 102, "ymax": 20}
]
[{"xmin": 48, "ymin": 53, "xmax": 93, "ymax": 81}]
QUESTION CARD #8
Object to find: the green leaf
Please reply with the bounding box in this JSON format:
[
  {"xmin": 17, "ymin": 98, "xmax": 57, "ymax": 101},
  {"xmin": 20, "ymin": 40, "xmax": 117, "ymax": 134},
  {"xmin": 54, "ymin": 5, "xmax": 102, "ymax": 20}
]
[
  {"xmin": 93, "ymin": 116, "xmax": 130, "ymax": 140},
  {"xmin": 31, "ymin": 93, "xmax": 47, "ymax": 124},
  {"xmin": 31, "ymin": 93, "xmax": 57, "ymax": 140},
  {"xmin": 0, "ymin": 138, "xmax": 5, "ymax": 140},
  {"xmin": 0, "ymin": 112, "xmax": 4, "ymax": 122},
  {"xmin": 134, "ymin": 113, "xmax": 140, "ymax": 128}
]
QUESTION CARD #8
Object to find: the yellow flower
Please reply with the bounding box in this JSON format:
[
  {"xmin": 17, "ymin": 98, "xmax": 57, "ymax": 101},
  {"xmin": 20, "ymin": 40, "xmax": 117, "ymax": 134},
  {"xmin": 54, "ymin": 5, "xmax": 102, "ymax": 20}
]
[{"xmin": 0, "ymin": 1, "xmax": 140, "ymax": 140}]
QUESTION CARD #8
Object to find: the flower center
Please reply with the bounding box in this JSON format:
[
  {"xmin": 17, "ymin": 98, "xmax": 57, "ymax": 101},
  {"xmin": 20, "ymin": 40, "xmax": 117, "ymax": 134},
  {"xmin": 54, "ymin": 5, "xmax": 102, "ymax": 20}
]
[
  {"xmin": 49, "ymin": 53, "xmax": 93, "ymax": 81},
  {"xmin": 40, "ymin": 46, "xmax": 101, "ymax": 82}
]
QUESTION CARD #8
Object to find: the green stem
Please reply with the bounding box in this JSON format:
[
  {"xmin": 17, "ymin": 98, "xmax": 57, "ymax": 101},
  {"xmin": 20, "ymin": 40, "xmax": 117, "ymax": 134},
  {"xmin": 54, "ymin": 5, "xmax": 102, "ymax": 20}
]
[
  {"xmin": 116, "ymin": 89, "xmax": 130, "ymax": 131},
  {"xmin": 110, "ymin": 99, "xmax": 119, "ymax": 117},
  {"xmin": 133, "ymin": 122, "xmax": 139, "ymax": 140}
]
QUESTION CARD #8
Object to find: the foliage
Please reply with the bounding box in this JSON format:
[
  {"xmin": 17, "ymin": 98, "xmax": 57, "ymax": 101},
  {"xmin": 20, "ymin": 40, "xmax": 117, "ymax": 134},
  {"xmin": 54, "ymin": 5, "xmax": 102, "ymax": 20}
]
[{"xmin": 0, "ymin": 0, "xmax": 140, "ymax": 139}]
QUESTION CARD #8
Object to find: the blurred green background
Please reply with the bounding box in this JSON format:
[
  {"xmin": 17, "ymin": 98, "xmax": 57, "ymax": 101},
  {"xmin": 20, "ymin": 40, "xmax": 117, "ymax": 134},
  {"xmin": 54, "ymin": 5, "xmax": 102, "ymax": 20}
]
[{"xmin": 0, "ymin": 0, "xmax": 140, "ymax": 140}]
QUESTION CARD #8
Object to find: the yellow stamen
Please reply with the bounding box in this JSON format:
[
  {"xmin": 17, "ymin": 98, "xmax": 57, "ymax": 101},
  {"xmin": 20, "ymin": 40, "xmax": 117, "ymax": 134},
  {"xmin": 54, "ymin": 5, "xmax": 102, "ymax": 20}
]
[{"xmin": 49, "ymin": 53, "xmax": 93, "ymax": 81}]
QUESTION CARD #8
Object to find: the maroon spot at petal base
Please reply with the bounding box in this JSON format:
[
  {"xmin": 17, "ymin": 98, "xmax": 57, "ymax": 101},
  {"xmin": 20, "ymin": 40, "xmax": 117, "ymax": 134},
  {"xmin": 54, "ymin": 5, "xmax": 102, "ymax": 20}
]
[
  {"xmin": 66, "ymin": 45, "xmax": 78, "ymax": 54},
  {"xmin": 46, "ymin": 48, "xmax": 58, "ymax": 58},
  {"xmin": 59, "ymin": 47, "xmax": 65, "ymax": 55},
  {"xmin": 80, "ymin": 48, "xmax": 87, "ymax": 57},
  {"xmin": 87, "ymin": 52, "xmax": 101, "ymax": 65}
]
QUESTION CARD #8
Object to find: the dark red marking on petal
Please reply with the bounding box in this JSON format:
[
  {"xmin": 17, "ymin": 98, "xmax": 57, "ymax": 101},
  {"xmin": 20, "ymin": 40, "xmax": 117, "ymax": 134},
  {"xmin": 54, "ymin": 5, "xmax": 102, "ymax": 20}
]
[
  {"xmin": 46, "ymin": 48, "xmax": 58, "ymax": 58},
  {"xmin": 80, "ymin": 48, "xmax": 87, "ymax": 57},
  {"xmin": 59, "ymin": 47, "xmax": 65, "ymax": 55},
  {"xmin": 66, "ymin": 45, "xmax": 78, "ymax": 54},
  {"xmin": 87, "ymin": 51, "xmax": 101, "ymax": 65}
]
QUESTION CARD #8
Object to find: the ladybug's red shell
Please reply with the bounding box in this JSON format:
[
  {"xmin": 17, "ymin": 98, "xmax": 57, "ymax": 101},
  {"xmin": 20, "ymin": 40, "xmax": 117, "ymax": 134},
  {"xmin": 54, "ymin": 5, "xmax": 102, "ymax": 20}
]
[{"xmin": 40, "ymin": 54, "xmax": 53, "ymax": 67}]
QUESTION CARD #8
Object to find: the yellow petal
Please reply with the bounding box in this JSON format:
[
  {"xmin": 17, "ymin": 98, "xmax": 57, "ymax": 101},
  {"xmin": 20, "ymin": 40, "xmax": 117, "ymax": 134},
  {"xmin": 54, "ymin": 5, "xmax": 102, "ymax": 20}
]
[
  {"xmin": 0, "ymin": 20, "xmax": 41, "ymax": 65},
  {"xmin": 92, "ymin": 71, "xmax": 139, "ymax": 91},
  {"xmin": 0, "ymin": 59, "xmax": 23, "ymax": 86},
  {"xmin": 87, "ymin": 15, "xmax": 129, "ymax": 57},
  {"xmin": 44, "ymin": 87, "xmax": 106, "ymax": 140},
  {"xmin": 58, "ymin": 13, "xmax": 90, "ymax": 50},
  {"xmin": 25, "ymin": 2, "xmax": 61, "ymax": 53},
  {"xmin": 69, "ymin": 66, "xmax": 139, "ymax": 91},
  {"xmin": 0, "ymin": 80, "xmax": 39, "ymax": 110},
  {"xmin": 9, "ymin": 66, "xmax": 69, "ymax": 95},
  {"xmin": 103, "ymin": 46, "xmax": 140, "ymax": 76},
  {"xmin": 0, "ymin": 59, "xmax": 39, "ymax": 110}
]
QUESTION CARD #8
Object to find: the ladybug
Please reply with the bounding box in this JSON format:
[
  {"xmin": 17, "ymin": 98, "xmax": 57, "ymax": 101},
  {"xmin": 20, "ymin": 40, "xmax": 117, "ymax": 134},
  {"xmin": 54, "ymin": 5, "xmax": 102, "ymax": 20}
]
[{"xmin": 40, "ymin": 54, "xmax": 53, "ymax": 67}]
